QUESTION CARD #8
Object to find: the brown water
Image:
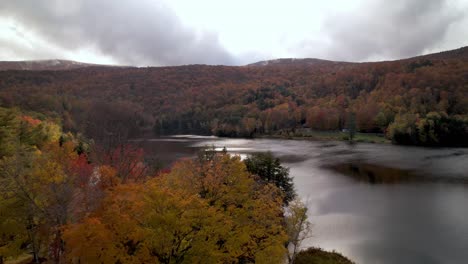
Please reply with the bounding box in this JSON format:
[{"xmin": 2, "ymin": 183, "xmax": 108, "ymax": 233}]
[{"xmin": 134, "ymin": 136, "xmax": 468, "ymax": 264}]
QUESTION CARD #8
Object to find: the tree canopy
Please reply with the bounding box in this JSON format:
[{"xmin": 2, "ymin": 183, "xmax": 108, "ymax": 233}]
[
  {"xmin": 245, "ymin": 152, "xmax": 295, "ymax": 205},
  {"xmin": 0, "ymin": 112, "xmax": 297, "ymax": 263}
]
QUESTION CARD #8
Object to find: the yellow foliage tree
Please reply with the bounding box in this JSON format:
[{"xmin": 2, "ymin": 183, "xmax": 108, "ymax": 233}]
[
  {"xmin": 64, "ymin": 153, "xmax": 288, "ymax": 263},
  {"xmin": 161, "ymin": 153, "xmax": 288, "ymax": 263}
]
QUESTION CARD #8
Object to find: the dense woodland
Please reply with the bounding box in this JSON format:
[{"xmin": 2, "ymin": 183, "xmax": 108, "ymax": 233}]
[
  {"xmin": 0, "ymin": 107, "xmax": 320, "ymax": 263},
  {"xmin": 0, "ymin": 47, "xmax": 468, "ymax": 146}
]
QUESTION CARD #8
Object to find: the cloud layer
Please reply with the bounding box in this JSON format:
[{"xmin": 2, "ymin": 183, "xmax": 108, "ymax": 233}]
[
  {"xmin": 0, "ymin": 0, "xmax": 467, "ymax": 65},
  {"xmin": 300, "ymin": 0, "xmax": 466, "ymax": 61},
  {"xmin": 0, "ymin": 0, "xmax": 235, "ymax": 66}
]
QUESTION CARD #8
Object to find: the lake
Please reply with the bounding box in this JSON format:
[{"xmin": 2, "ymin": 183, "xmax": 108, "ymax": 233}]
[{"xmin": 134, "ymin": 136, "xmax": 468, "ymax": 264}]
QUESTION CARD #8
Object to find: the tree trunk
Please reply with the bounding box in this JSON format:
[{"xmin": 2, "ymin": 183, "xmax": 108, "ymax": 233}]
[{"xmin": 33, "ymin": 251, "xmax": 40, "ymax": 264}]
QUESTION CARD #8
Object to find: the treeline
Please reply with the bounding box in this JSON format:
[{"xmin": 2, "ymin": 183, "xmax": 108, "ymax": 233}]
[
  {"xmin": 0, "ymin": 107, "xmax": 320, "ymax": 263},
  {"xmin": 387, "ymin": 112, "xmax": 468, "ymax": 146},
  {"xmin": 0, "ymin": 47, "xmax": 467, "ymax": 146}
]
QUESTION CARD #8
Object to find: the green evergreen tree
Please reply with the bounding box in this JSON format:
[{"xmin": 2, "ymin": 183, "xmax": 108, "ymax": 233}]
[{"xmin": 245, "ymin": 152, "xmax": 295, "ymax": 205}]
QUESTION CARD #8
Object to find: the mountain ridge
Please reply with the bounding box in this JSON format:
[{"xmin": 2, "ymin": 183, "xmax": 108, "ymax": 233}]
[
  {"xmin": 0, "ymin": 59, "xmax": 120, "ymax": 71},
  {"xmin": 1, "ymin": 46, "xmax": 467, "ymax": 71}
]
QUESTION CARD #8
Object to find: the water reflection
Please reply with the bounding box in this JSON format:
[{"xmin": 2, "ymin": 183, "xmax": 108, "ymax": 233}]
[
  {"xmin": 138, "ymin": 136, "xmax": 468, "ymax": 264},
  {"xmin": 328, "ymin": 162, "xmax": 422, "ymax": 184}
]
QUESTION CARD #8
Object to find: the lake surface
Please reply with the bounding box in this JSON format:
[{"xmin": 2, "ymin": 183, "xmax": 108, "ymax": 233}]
[{"xmin": 135, "ymin": 136, "xmax": 468, "ymax": 264}]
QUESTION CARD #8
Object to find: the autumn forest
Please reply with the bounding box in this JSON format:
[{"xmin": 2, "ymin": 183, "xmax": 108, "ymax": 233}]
[
  {"xmin": 0, "ymin": 47, "xmax": 467, "ymax": 147},
  {"xmin": 1, "ymin": 46, "xmax": 468, "ymax": 263}
]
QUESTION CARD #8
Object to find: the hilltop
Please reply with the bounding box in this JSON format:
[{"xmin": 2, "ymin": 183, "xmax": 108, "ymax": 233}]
[{"xmin": 0, "ymin": 59, "xmax": 106, "ymax": 71}]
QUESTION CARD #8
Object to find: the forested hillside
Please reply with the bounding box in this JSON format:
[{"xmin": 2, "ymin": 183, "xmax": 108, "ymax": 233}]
[{"xmin": 0, "ymin": 46, "xmax": 467, "ymax": 146}]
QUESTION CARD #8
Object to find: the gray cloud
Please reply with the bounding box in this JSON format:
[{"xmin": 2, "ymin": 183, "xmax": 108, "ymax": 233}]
[
  {"xmin": 0, "ymin": 38, "xmax": 55, "ymax": 60},
  {"xmin": 0, "ymin": 25, "xmax": 63, "ymax": 60},
  {"xmin": 0, "ymin": 0, "xmax": 235, "ymax": 66},
  {"xmin": 298, "ymin": 0, "xmax": 466, "ymax": 62}
]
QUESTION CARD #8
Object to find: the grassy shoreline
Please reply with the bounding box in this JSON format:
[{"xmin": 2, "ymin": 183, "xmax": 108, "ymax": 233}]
[{"xmin": 257, "ymin": 129, "xmax": 391, "ymax": 144}]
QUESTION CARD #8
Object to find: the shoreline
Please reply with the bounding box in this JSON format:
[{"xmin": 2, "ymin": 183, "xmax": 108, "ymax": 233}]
[{"xmin": 254, "ymin": 130, "xmax": 390, "ymax": 144}]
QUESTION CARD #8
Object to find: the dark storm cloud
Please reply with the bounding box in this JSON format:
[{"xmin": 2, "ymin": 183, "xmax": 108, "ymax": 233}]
[
  {"xmin": 0, "ymin": 0, "xmax": 235, "ymax": 66},
  {"xmin": 301, "ymin": 0, "xmax": 465, "ymax": 62}
]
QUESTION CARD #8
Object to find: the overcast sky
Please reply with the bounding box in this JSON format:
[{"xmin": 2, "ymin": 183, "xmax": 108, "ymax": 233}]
[{"xmin": 0, "ymin": 0, "xmax": 467, "ymax": 66}]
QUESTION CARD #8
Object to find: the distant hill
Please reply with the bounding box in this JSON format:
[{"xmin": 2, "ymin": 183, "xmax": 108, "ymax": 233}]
[
  {"xmin": 411, "ymin": 46, "xmax": 468, "ymax": 61},
  {"xmin": 247, "ymin": 58, "xmax": 349, "ymax": 67},
  {"xmin": 0, "ymin": 59, "xmax": 112, "ymax": 71},
  {"xmin": 247, "ymin": 46, "xmax": 468, "ymax": 66},
  {"xmin": 0, "ymin": 46, "xmax": 467, "ymax": 146},
  {"xmin": 2, "ymin": 46, "xmax": 467, "ymax": 71}
]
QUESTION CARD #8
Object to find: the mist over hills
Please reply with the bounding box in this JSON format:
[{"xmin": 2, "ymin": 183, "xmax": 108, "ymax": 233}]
[
  {"xmin": 0, "ymin": 59, "xmax": 101, "ymax": 71},
  {"xmin": 2, "ymin": 46, "xmax": 468, "ymax": 70}
]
